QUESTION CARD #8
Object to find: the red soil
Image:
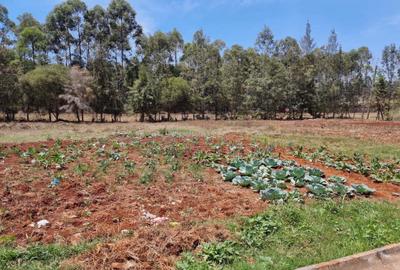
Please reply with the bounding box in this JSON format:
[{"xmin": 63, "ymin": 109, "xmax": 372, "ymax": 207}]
[{"xmin": 0, "ymin": 133, "xmax": 399, "ymax": 269}]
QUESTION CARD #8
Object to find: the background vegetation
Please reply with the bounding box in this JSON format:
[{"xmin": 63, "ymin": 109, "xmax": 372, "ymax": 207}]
[{"xmin": 1, "ymin": 0, "xmax": 400, "ymax": 122}]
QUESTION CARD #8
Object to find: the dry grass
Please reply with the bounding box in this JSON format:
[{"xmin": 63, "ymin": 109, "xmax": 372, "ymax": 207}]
[
  {"xmin": 1, "ymin": 118, "xmax": 399, "ymax": 142},
  {"xmin": 1, "ymin": 117, "xmax": 399, "ymax": 159}
]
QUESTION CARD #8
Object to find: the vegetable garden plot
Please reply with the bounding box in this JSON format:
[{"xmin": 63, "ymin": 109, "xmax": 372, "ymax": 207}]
[
  {"xmin": 1, "ymin": 132, "xmax": 400, "ymax": 270},
  {"xmin": 214, "ymin": 156, "xmax": 376, "ymax": 202},
  {"xmin": 291, "ymin": 146, "xmax": 400, "ymax": 184}
]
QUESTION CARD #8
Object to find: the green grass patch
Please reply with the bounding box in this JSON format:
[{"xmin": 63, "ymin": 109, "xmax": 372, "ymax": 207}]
[
  {"xmin": 177, "ymin": 200, "xmax": 400, "ymax": 270},
  {"xmin": 0, "ymin": 242, "xmax": 94, "ymax": 270}
]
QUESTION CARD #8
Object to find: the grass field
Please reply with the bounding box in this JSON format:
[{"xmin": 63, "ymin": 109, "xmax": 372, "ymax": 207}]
[{"xmin": 0, "ymin": 119, "xmax": 399, "ymax": 269}]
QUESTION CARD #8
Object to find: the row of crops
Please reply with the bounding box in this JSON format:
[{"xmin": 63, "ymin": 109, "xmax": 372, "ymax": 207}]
[
  {"xmin": 215, "ymin": 156, "xmax": 375, "ymax": 202},
  {"xmin": 291, "ymin": 146, "xmax": 400, "ymax": 184}
]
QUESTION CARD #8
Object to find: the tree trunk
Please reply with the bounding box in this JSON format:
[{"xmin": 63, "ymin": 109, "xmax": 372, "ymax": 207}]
[
  {"xmin": 81, "ymin": 110, "xmax": 84, "ymax": 122},
  {"xmin": 78, "ymin": 26, "xmax": 82, "ymax": 65},
  {"xmin": 32, "ymin": 43, "xmax": 35, "ymax": 64},
  {"xmin": 76, "ymin": 110, "xmax": 80, "ymax": 122},
  {"xmin": 86, "ymin": 42, "xmax": 90, "ymax": 65},
  {"xmin": 68, "ymin": 41, "xmax": 72, "ymax": 66},
  {"xmin": 48, "ymin": 112, "xmax": 52, "ymax": 122}
]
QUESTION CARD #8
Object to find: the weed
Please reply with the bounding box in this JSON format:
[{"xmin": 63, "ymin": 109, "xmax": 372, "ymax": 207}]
[
  {"xmin": 241, "ymin": 214, "xmax": 280, "ymax": 247},
  {"xmin": 98, "ymin": 159, "xmax": 110, "ymax": 173},
  {"xmin": 163, "ymin": 169, "xmax": 174, "ymax": 183},
  {"xmin": 112, "ymin": 141, "xmax": 121, "ymax": 150},
  {"xmin": 74, "ymin": 163, "xmax": 90, "ymax": 176},
  {"xmin": 177, "ymin": 200, "xmax": 400, "ymax": 270},
  {"xmin": 176, "ymin": 253, "xmax": 210, "ymax": 270},
  {"xmin": 159, "ymin": 128, "xmax": 169, "ymax": 136},
  {"xmin": 193, "ymin": 151, "xmax": 221, "ymax": 166},
  {"xmin": 0, "ymin": 149, "xmax": 6, "ymax": 160},
  {"xmin": 10, "ymin": 146, "xmax": 22, "ymax": 155},
  {"xmin": 139, "ymin": 168, "xmax": 154, "ymax": 184},
  {"xmin": 188, "ymin": 163, "xmax": 204, "ymax": 181},
  {"xmin": 201, "ymin": 241, "xmax": 239, "ymax": 265},
  {"xmin": 0, "ymin": 242, "xmax": 94, "ymax": 270},
  {"xmin": 0, "ymin": 235, "xmax": 16, "ymax": 246}
]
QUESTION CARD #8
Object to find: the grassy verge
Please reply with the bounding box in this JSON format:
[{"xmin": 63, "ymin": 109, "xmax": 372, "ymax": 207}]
[
  {"xmin": 177, "ymin": 200, "xmax": 400, "ymax": 270},
  {"xmin": 256, "ymin": 134, "xmax": 400, "ymax": 160},
  {"xmin": 0, "ymin": 241, "xmax": 95, "ymax": 270}
]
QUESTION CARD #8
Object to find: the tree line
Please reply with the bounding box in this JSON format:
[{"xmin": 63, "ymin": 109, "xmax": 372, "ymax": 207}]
[{"xmin": 0, "ymin": 0, "xmax": 399, "ymax": 122}]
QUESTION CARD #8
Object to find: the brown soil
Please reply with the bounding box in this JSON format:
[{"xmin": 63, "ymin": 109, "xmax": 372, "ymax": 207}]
[
  {"xmin": 1, "ymin": 133, "xmax": 399, "ymax": 269},
  {"xmin": 2, "ymin": 119, "xmax": 400, "ymax": 145}
]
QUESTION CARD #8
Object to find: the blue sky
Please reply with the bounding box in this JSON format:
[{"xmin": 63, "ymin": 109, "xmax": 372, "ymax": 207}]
[{"xmin": 3, "ymin": 0, "xmax": 400, "ymax": 61}]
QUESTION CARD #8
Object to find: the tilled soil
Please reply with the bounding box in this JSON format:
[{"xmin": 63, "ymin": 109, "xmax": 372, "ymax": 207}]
[{"xmin": 0, "ymin": 133, "xmax": 399, "ymax": 269}]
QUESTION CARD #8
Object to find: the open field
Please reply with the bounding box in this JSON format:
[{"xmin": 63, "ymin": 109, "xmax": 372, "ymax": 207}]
[
  {"xmin": 1, "ymin": 120, "xmax": 400, "ymax": 269},
  {"xmin": 1, "ymin": 118, "xmax": 400, "ymax": 158}
]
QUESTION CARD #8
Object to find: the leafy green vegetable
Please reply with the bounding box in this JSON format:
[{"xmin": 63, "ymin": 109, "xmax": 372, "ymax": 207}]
[
  {"xmin": 232, "ymin": 176, "xmax": 252, "ymax": 187},
  {"xmin": 293, "ymin": 178, "xmax": 306, "ymax": 188},
  {"xmin": 273, "ymin": 170, "xmax": 288, "ymax": 181},
  {"xmin": 230, "ymin": 159, "xmax": 246, "ymax": 169},
  {"xmin": 239, "ymin": 165, "xmax": 256, "ymax": 176},
  {"xmin": 250, "ymin": 179, "xmax": 269, "ymax": 192},
  {"xmin": 306, "ymin": 183, "xmax": 332, "ymax": 197},
  {"xmin": 264, "ymin": 158, "xmax": 280, "ymax": 168},
  {"xmin": 222, "ymin": 170, "xmax": 236, "ymax": 182},
  {"xmin": 328, "ymin": 176, "xmax": 347, "ymax": 184},
  {"xmin": 291, "ymin": 167, "xmax": 306, "ymax": 179},
  {"xmin": 352, "ymin": 184, "xmax": 375, "ymax": 195},
  {"xmin": 308, "ymin": 168, "xmax": 324, "ymax": 177},
  {"xmin": 260, "ymin": 188, "xmax": 288, "ymax": 201},
  {"xmin": 330, "ymin": 183, "xmax": 354, "ymax": 197},
  {"xmin": 215, "ymin": 155, "xmax": 376, "ymax": 203},
  {"xmin": 304, "ymin": 175, "xmax": 326, "ymax": 185}
]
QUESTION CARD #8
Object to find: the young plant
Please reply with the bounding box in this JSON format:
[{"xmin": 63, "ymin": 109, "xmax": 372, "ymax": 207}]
[
  {"xmin": 201, "ymin": 241, "xmax": 239, "ymax": 265},
  {"xmin": 140, "ymin": 168, "xmax": 155, "ymax": 184},
  {"xmin": 188, "ymin": 163, "xmax": 204, "ymax": 181},
  {"xmin": 124, "ymin": 160, "xmax": 136, "ymax": 175},
  {"xmin": 74, "ymin": 163, "xmax": 90, "ymax": 176}
]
